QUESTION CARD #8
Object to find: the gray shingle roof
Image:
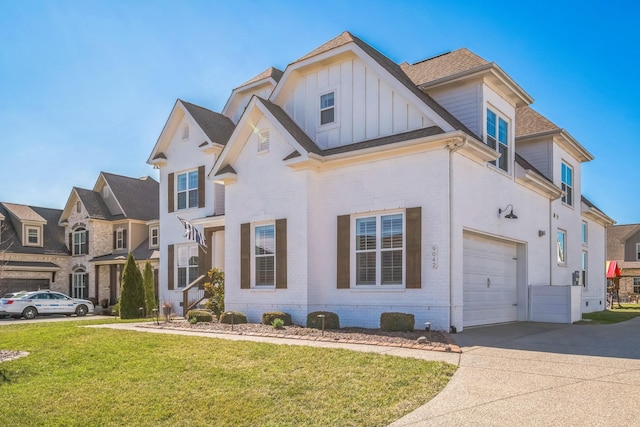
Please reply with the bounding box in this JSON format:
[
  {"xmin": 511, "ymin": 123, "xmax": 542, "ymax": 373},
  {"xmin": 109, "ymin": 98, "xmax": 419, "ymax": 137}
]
[
  {"xmin": 515, "ymin": 106, "xmax": 560, "ymax": 138},
  {"xmin": 235, "ymin": 67, "xmax": 284, "ymax": 89},
  {"xmin": 75, "ymin": 187, "xmax": 114, "ymax": 220},
  {"xmin": 400, "ymin": 48, "xmax": 489, "ymax": 87},
  {"xmin": 101, "ymin": 173, "xmax": 159, "ymax": 221},
  {"xmin": 180, "ymin": 100, "xmax": 235, "ymax": 145},
  {"xmin": 0, "ymin": 203, "xmax": 68, "ymax": 255}
]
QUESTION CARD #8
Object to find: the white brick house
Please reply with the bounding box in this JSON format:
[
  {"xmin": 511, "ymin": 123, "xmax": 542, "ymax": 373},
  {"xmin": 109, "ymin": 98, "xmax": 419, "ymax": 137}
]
[{"xmin": 157, "ymin": 32, "xmax": 614, "ymax": 331}]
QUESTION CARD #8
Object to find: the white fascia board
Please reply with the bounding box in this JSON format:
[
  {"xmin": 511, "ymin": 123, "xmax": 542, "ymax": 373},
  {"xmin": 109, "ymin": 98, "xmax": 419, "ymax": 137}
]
[
  {"xmin": 222, "ymin": 78, "xmax": 277, "ymax": 117},
  {"xmin": 189, "ymin": 215, "xmax": 225, "ymax": 228},
  {"xmin": 516, "ymin": 170, "xmax": 563, "ymax": 200},
  {"xmin": 582, "ymin": 207, "xmax": 616, "ymax": 226},
  {"xmin": 147, "ymin": 100, "xmax": 183, "ymax": 165},
  {"xmin": 58, "ymin": 188, "xmax": 80, "ymax": 225}
]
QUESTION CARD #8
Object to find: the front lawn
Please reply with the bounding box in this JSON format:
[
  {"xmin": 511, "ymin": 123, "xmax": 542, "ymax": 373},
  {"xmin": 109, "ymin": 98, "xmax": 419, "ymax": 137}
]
[
  {"xmin": 0, "ymin": 319, "xmax": 456, "ymax": 426},
  {"xmin": 580, "ymin": 304, "xmax": 640, "ymax": 324}
]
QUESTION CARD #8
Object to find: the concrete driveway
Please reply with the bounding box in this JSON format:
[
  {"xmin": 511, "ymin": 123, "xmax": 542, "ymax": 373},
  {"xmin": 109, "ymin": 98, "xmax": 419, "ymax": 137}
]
[{"xmin": 391, "ymin": 319, "xmax": 640, "ymax": 426}]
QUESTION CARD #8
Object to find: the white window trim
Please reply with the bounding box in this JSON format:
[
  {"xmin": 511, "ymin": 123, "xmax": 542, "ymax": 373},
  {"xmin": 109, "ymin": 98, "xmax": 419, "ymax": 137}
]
[
  {"xmin": 176, "ymin": 244, "xmax": 199, "ymax": 289},
  {"xmin": 24, "ymin": 225, "xmax": 41, "ymax": 247},
  {"xmin": 318, "ymin": 89, "xmax": 339, "ymax": 130},
  {"xmin": 561, "ymin": 161, "xmax": 574, "ymax": 208},
  {"xmin": 116, "ymin": 228, "xmax": 125, "ymax": 250},
  {"xmin": 251, "ymin": 221, "xmax": 276, "ymax": 288},
  {"xmin": 485, "ymin": 106, "xmax": 511, "ymax": 175},
  {"xmin": 150, "ymin": 226, "xmax": 159, "ymax": 248},
  {"xmin": 176, "ymin": 169, "xmax": 199, "ymax": 211},
  {"xmin": 557, "ymin": 229, "xmax": 567, "ymax": 266},
  {"xmin": 350, "ymin": 209, "xmax": 406, "ymax": 289},
  {"xmin": 73, "ymin": 228, "xmax": 87, "ymax": 256}
]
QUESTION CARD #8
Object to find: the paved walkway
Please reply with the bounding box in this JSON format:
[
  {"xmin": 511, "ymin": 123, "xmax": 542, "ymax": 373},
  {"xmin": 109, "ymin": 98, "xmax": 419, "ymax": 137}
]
[{"xmin": 91, "ymin": 320, "xmax": 640, "ymax": 426}]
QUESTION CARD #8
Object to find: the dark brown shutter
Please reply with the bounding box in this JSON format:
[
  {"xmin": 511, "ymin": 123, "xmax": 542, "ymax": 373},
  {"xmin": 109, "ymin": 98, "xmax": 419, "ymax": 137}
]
[
  {"xmin": 406, "ymin": 207, "xmax": 422, "ymax": 289},
  {"xmin": 113, "ymin": 231, "xmax": 117, "ymax": 250},
  {"xmin": 69, "ymin": 233, "xmax": 73, "ymax": 254},
  {"xmin": 94, "ymin": 265, "xmax": 99, "ymax": 301},
  {"xmin": 85, "ymin": 230, "xmax": 89, "ymax": 254},
  {"xmin": 84, "ymin": 273, "xmax": 89, "ymax": 299},
  {"xmin": 168, "ymin": 172, "xmax": 175, "ymax": 213},
  {"xmin": 275, "ymin": 219, "xmax": 287, "ymax": 289},
  {"xmin": 167, "ymin": 244, "xmax": 174, "ymax": 291},
  {"xmin": 337, "ymin": 215, "xmax": 350, "ymax": 289},
  {"xmin": 123, "ymin": 229, "xmax": 127, "ymax": 249},
  {"xmin": 240, "ymin": 223, "xmax": 250, "ymax": 289},
  {"xmin": 69, "ymin": 274, "xmax": 73, "ymax": 295},
  {"xmin": 198, "ymin": 165, "xmax": 205, "ymax": 208}
]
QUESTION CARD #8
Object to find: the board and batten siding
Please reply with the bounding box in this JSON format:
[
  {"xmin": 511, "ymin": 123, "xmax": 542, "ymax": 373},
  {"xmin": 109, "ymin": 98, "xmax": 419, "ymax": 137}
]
[
  {"xmin": 282, "ymin": 57, "xmax": 435, "ymax": 150},
  {"xmin": 430, "ymin": 83, "xmax": 482, "ymax": 137}
]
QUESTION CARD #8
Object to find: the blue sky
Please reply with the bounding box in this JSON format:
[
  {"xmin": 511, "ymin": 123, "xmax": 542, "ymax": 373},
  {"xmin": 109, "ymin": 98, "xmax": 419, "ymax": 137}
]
[{"xmin": 1, "ymin": 1, "xmax": 638, "ymax": 222}]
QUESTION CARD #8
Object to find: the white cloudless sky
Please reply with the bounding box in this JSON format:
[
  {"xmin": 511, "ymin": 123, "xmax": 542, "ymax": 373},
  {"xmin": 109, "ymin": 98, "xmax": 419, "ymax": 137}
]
[{"xmin": 1, "ymin": 0, "xmax": 638, "ymax": 222}]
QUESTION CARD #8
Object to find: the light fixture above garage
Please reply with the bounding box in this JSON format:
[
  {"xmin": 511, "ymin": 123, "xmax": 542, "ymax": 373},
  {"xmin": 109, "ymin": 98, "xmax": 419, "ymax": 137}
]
[{"xmin": 499, "ymin": 204, "xmax": 518, "ymax": 219}]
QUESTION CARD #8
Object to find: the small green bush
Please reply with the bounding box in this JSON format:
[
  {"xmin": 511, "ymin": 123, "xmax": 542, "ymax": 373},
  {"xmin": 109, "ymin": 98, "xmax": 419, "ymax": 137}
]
[
  {"xmin": 262, "ymin": 311, "xmax": 292, "ymax": 326},
  {"xmin": 112, "ymin": 302, "xmax": 120, "ymax": 317},
  {"xmin": 380, "ymin": 312, "xmax": 415, "ymax": 332},
  {"xmin": 186, "ymin": 309, "xmax": 213, "ymax": 324},
  {"xmin": 306, "ymin": 311, "xmax": 340, "ymax": 330},
  {"xmin": 272, "ymin": 318, "xmax": 285, "ymax": 330},
  {"xmin": 219, "ymin": 311, "xmax": 248, "ymax": 324}
]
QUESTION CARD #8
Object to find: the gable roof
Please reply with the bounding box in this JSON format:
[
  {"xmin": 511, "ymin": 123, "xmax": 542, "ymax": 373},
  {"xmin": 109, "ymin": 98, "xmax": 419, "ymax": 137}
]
[
  {"xmin": 100, "ymin": 173, "xmax": 159, "ymax": 221},
  {"xmin": 180, "ymin": 100, "xmax": 235, "ymax": 145},
  {"xmin": 1, "ymin": 202, "xmax": 47, "ymax": 223},
  {"xmin": 281, "ymin": 31, "xmax": 477, "ymax": 138},
  {"xmin": 235, "ymin": 67, "xmax": 284, "ymax": 90},
  {"xmin": 0, "ymin": 203, "xmax": 67, "ymax": 255}
]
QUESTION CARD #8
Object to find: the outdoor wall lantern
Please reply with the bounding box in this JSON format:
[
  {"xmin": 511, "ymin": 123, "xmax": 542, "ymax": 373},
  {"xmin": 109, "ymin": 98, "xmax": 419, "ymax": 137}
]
[{"xmin": 498, "ymin": 204, "xmax": 518, "ymax": 219}]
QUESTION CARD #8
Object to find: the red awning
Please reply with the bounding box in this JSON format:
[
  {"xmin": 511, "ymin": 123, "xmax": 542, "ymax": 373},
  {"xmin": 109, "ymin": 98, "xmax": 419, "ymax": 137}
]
[{"xmin": 606, "ymin": 261, "xmax": 621, "ymax": 279}]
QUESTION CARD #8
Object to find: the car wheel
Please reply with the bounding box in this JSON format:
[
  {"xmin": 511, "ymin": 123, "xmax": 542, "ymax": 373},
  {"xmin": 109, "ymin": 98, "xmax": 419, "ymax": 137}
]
[
  {"xmin": 22, "ymin": 307, "xmax": 38, "ymax": 320},
  {"xmin": 75, "ymin": 305, "xmax": 88, "ymax": 317}
]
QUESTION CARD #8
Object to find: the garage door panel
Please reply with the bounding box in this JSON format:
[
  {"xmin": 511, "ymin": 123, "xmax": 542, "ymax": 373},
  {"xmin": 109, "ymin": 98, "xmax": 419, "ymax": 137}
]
[{"xmin": 463, "ymin": 234, "xmax": 518, "ymax": 327}]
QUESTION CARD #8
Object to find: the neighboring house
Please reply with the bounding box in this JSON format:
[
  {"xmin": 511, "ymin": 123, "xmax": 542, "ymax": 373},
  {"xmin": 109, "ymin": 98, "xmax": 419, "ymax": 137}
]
[
  {"xmin": 148, "ymin": 100, "xmax": 235, "ymax": 313},
  {"xmin": 153, "ymin": 32, "xmax": 613, "ymax": 331},
  {"xmin": 0, "ymin": 202, "xmax": 69, "ymax": 295},
  {"xmin": 58, "ymin": 172, "xmax": 159, "ymax": 304},
  {"xmin": 606, "ymin": 224, "xmax": 640, "ymax": 298}
]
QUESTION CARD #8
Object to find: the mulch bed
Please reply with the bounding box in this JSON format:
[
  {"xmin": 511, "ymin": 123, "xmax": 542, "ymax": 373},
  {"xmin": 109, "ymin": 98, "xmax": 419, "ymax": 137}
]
[{"xmin": 139, "ymin": 321, "xmax": 461, "ymax": 353}]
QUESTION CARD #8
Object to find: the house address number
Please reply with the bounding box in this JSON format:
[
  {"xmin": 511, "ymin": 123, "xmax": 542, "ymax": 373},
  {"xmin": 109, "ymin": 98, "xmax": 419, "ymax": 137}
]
[{"xmin": 431, "ymin": 245, "xmax": 438, "ymax": 269}]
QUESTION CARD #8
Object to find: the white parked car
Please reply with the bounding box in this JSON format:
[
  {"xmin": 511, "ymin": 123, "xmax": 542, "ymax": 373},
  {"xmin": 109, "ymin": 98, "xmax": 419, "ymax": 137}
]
[{"xmin": 0, "ymin": 291, "xmax": 94, "ymax": 319}]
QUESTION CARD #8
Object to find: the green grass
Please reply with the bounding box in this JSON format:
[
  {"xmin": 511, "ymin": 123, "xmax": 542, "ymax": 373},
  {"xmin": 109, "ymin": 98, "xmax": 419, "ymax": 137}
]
[
  {"xmin": 580, "ymin": 304, "xmax": 640, "ymax": 324},
  {"xmin": 0, "ymin": 319, "xmax": 456, "ymax": 426}
]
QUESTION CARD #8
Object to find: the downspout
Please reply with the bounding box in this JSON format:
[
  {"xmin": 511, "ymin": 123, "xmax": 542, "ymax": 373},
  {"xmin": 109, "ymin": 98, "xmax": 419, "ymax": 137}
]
[
  {"xmin": 549, "ymin": 198, "xmax": 553, "ymax": 288},
  {"xmin": 447, "ymin": 138, "xmax": 465, "ymax": 332}
]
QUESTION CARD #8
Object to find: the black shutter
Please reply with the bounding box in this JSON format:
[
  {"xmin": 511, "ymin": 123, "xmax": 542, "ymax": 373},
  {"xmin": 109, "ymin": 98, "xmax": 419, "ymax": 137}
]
[
  {"xmin": 337, "ymin": 215, "xmax": 350, "ymax": 289},
  {"xmin": 240, "ymin": 223, "xmax": 250, "ymax": 289},
  {"xmin": 69, "ymin": 233, "xmax": 73, "ymax": 255},
  {"xmin": 85, "ymin": 230, "xmax": 89, "ymax": 255},
  {"xmin": 198, "ymin": 165, "xmax": 205, "ymax": 208},
  {"xmin": 123, "ymin": 229, "xmax": 127, "ymax": 249},
  {"xmin": 167, "ymin": 244, "xmax": 174, "ymax": 291},
  {"xmin": 113, "ymin": 231, "xmax": 117, "ymax": 250},
  {"xmin": 69, "ymin": 274, "xmax": 73, "ymax": 296},
  {"xmin": 275, "ymin": 219, "xmax": 287, "ymax": 289}
]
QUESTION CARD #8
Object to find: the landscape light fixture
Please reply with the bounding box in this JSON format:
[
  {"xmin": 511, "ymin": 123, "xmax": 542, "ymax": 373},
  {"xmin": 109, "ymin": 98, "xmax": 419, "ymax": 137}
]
[{"xmin": 499, "ymin": 204, "xmax": 518, "ymax": 219}]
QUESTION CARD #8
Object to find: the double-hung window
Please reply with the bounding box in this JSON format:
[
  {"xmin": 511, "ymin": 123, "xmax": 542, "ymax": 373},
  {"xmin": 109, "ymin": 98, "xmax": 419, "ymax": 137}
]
[
  {"xmin": 486, "ymin": 108, "xmax": 509, "ymax": 172},
  {"xmin": 26, "ymin": 226, "xmax": 40, "ymax": 246},
  {"xmin": 320, "ymin": 92, "xmax": 335, "ymax": 125},
  {"xmin": 177, "ymin": 245, "xmax": 198, "ymax": 288},
  {"xmin": 557, "ymin": 230, "xmax": 566, "ymax": 265},
  {"xmin": 634, "ymin": 278, "xmax": 640, "ymax": 294},
  {"xmin": 254, "ymin": 224, "xmax": 275, "ymax": 287},
  {"xmin": 177, "ymin": 170, "xmax": 199, "ymax": 210},
  {"xmin": 73, "ymin": 228, "xmax": 87, "ymax": 255},
  {"xmin": 116, "ymin": 229, "xmax": 125, "ymax": 249},
  {"xmin": 150, "ymin": 226, "xmax": 159, "ymax": 247},
  {"xmin": 561, "ymin": 162, "xmax": 573, "ymax": 206},
  {"xmin": 355, "ymin": 213, "xmax": 404, "ymax": 286}
]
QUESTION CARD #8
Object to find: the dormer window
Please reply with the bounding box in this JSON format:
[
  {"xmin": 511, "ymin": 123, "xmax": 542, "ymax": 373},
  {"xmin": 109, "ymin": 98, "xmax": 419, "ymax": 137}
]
[
  {"xmin": 561, "ymin": 162, "xmax": 573, "ymax": 206},
  {"xmin": 258, "ymin": 130, "xmax": 269, "ymax": 153},
  {"xmin": 150, "ymin": 226, "xmax": 159, "ymax": 248},
  {"xmin": 182, "ymin": 123, "xmax": 189, "ymax": 140},
  {"xmin": 486, "ymin": 108, "xmax": 509, "ymax": 172},
  {"xmin": 25, "ymin": 225, "xmax": 41, "ymax": 246},
  {"xmin": 320, "ymin": 92, "xmax": 335, "ymax": 125},
  {"xmin": 114, "ymin": 228, "xmax": 127, "ymax": 250}
]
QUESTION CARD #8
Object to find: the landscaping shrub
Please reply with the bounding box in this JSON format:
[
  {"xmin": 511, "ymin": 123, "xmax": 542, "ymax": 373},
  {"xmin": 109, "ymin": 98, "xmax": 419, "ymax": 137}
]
[
  {"xmin": 143, "ymin": 261, "xmax": 157, "ymax": 315},
  {"xmin": 119, "ymin": 253, "xmax": 146, "ymax": 319},
  {"xmin": 262, "ymin": 311, "xmax": 292, "ymax": 326},
  {"xmin": 204, "ymin": 268, "xmax": 225, "ymax": 318},
  {"xmin": 219, "ymin": 311, "xmax": 247, "ymax": 324},
  {"xmin": 186, "ymin": 309, "xmax": 213, "ymax": 324},
  {"xmin": 272, "ymin": 318, "xmax": 285, "ymax": 330},
  {"xmin": 380, "ymin": 312, "xmax": 415, "ymax": 332},
  {"xmin": 306, "ymin": 311, "xmax": 340, "ymax": 330}
]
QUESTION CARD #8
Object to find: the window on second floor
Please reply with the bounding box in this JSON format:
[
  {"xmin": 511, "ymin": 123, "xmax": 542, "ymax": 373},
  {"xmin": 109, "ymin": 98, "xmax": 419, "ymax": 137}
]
[
  {"xmin": 561, "ymin": 162, "xmax": 573, "ymax": 206},
  {"xmin": 150, "ymin": 226, "xmax": 159, "ymax": 248},
  {"xmin": 486, "ymin": 108, "xmax": 509, "ymax": 172},
  {"xmin": 557, "ymin": 229, "xmax": 566, "ymax": 265},
  {"xmin": 320, "ymin": 91, "xmax": 335, "ymax": 125},
  {"xmin": 115, "ymin": 228, "xmax": 126, "ymax": 250},
  {"xmin": 73, "ymin": 228, "xmax": 87, "ymax": 255},
  {"xmin": 177, "ymin": 170, "xmax": 199, "ymax": 210}
]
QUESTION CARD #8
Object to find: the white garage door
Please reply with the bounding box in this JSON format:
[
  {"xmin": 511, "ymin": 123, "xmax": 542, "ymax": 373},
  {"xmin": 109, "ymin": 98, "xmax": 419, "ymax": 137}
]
[{"xmin": 463, "ymin": 233, "xmax": 518, "ymax": 327}]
